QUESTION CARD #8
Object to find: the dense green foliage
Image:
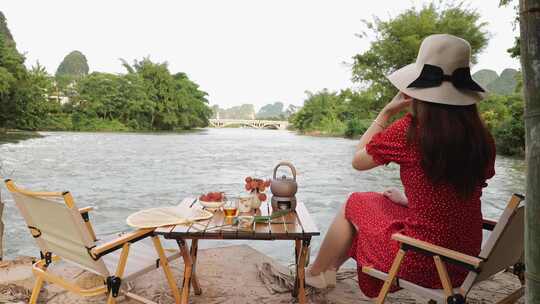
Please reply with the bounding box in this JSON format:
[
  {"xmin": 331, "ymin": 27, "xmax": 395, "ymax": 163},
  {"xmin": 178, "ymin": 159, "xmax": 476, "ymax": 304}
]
[
  {"xmin": 51, "ymin": 58, "xmax": 212, "ymax": 131},
  {"xmin": 352, "ymin": 2, "xmax": 488, "ymax": 107},
  {"xmin": 479, "ymin": 93, "xmax": 525, "ymax": 156},
  {"xmin": 0, "ymin": 10, "xmax": 211, "ymax": 132},
  {"xmin": 291, "ymin": 89, "xmax": 373, "ymax": 136},
  {"xmin": 0, "ymin": 13, "xmax": 52, "ymax": 131},
  {"xmin": 291, "ymin": 3, "xmax": 525, "ymax": 156},
  {"xmin": 292, "ymin": 88, "xmax": 525, "ymax": 156}
]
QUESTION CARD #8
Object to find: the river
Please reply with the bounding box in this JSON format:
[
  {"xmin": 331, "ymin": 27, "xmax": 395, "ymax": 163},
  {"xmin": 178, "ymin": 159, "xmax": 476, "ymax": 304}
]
[{"xmin": 0, "ymin": 128, "xmax": 526, "ymax": 264}]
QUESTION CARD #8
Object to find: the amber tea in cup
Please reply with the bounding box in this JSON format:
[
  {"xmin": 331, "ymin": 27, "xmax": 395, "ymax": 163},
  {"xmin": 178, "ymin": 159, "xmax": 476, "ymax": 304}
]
[{"xmin": 223, "ymin": 199, "xmax": 238, "ymax": 217}]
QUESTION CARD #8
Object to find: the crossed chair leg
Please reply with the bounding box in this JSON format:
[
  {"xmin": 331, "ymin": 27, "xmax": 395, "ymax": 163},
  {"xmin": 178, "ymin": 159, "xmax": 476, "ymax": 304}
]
[
  {"xmin": 370, "ymin": 251, "xmax": 525, "ymax": 304},
  {"xmin": 370, "ymin": 250, "xmax": 467, "ymax": 304},
  {"xmin": 29, "ymin": 236, "xmax": 181, "ymax": 304}
]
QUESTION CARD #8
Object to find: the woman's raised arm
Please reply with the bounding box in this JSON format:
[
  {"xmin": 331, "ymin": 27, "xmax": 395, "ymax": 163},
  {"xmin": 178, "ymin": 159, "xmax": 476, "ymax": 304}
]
[{"xmin": 352, "ymin": 93, "xmax": 412, "ymax": 171}]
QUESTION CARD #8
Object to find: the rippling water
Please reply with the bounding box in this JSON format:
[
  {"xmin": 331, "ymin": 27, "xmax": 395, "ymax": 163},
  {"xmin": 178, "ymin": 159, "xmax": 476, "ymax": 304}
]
[{"xmin": 0, "ymin": 129, "xmax": 526, "ymax": 263}]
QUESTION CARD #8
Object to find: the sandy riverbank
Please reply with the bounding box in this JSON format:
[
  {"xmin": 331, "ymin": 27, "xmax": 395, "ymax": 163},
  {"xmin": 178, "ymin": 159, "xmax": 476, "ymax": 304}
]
[{"xmin": 0, "ymin": 245, "xmax": 524, "ymax": 303}]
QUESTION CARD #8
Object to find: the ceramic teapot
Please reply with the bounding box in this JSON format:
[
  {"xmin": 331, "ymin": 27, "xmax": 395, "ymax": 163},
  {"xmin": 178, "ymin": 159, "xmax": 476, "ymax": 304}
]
[{"xmin": 270, "ymin": 161, "xmax": 298, "ymax": 198}]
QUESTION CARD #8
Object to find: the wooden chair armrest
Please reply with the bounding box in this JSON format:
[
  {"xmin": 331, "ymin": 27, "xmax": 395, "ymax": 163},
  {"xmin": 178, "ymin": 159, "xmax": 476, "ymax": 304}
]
[
  {"xmin": 79, "ymin": 206, "xmax": 94, "ymax": 214},
  {"xmin": 482, "ymin": 218, "xmax": 497, "ymax": 231},
  {"xmin": 91, "ymin": 228, "xmax": 154, "ymax": 258},
  {"xmin": 392, "ymin": 233, "xmax": 483, "ymax": 269},
  {"xmin": 78, "ymin": 206, "xmax": 97, "ymax": 241}
]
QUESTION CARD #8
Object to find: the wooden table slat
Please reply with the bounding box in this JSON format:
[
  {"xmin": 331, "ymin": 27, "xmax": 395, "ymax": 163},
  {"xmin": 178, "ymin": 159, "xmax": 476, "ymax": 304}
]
[
  {"xmin": 254, "ymin": 202, "xmax": 271, "ymax": 234},
  {"xmin": 203, "ymin": 208, "xmax": 226, "ymax": 237},
  {"xmin": 188, "ymin": 218, "xmax": 211, "ymax": 236},
  {"xmin": 284, "ymin": 211, "xmax": 303, "ymax": 237},
  {"xmin": 269, "ymin": 206, "xmax": 287, "ymax": 236},
  {"xmin": 295, "ymin": 202, "xmax": 320, "ymax": 235},
  {"xmin": 155, "ymin": 199, "xmax": 319, "ymax": 239}
]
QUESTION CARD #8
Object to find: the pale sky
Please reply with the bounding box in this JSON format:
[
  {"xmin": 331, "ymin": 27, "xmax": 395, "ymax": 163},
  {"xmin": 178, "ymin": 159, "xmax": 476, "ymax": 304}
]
[{"xmin": 2, "ymin": 0, "xmax": 519, "ymax": 109}]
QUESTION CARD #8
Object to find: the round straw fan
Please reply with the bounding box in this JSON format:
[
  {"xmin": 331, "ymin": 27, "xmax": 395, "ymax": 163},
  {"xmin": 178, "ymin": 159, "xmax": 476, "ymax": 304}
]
[{"xmin": 127, "ymin": 205, "xmax": 213, "ymax": 228}]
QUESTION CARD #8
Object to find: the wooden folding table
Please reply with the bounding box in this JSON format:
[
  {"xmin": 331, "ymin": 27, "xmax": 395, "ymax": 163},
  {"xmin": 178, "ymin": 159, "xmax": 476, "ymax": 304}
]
[{"xmin": 154, "ymin": 198, "xmax": 320, "ymax": 304}]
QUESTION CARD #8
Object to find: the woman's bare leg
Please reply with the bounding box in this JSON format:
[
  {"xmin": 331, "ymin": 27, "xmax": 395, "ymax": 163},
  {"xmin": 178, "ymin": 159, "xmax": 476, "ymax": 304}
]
[
  {"xmin": 309, "ymin": 202, "xmax": 356, "ymax": 275},
  {"xmin": 332, "ymin": 250, "xmax": 352, "ymax": 271}
]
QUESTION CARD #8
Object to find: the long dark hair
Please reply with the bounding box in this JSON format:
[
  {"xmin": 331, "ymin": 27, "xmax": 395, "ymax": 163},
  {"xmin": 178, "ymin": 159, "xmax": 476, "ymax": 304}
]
[{"xmin": 408, "ymin": 100, "xmax": 495, "ymax": 199}]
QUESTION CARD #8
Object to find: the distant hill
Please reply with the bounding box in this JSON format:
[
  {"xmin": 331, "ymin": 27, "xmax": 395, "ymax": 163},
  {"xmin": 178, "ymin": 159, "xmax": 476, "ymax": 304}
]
[
  {"xmin": 472, "ymin": 68, "xmax": 519, "ymax": 95},
  {"xmin": 472, "ymin": 69, "xmax": 498, "ymax": 88},
  {"xmin": 487, "ymin": 68, "xmax": 519, "ymax": 95},
  {"xmin": 256, "ymin": 102, "xmax": 285, "ymax": 119},
  {"xmin": 212, "ymin": 104, "xmax": 256, "ymax": 119},
  {"xmin": 56, "ymin": 50, "xmax": 89, "ymax": 79}
]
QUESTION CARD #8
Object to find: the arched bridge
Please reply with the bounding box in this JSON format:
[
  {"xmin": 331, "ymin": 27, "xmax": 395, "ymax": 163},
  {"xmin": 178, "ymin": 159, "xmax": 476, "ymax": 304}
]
[{"xmin": 209, "ymin": 119, "xmax": 289, "ymax": 130}]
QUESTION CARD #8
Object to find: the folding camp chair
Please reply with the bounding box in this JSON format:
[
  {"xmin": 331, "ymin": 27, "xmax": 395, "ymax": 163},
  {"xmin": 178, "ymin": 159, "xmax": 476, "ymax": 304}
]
[
  {"xmin": 362, "ymin": 193, "xmax": 525, "ymax": 304},
  {"xmin": 4, "ymin": 179, "xmax": 182, "ymax": 304}
]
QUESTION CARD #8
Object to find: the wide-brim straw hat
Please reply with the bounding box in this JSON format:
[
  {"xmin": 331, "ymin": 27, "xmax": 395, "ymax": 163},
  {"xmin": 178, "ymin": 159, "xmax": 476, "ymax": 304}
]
[{"xmin": 387, "ymin": 34, "xmax": 486, "ymax": 106}]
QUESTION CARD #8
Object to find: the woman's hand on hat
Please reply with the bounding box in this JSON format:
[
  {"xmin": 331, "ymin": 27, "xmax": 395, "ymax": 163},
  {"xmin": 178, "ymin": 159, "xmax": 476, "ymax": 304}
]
[{"xmin": 379, "ymin": 92, "xmax": 413, "ymax": 121}]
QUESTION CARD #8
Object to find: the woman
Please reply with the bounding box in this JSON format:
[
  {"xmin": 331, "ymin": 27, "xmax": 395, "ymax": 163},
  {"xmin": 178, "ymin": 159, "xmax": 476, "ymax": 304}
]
[{"xmin": 306, "ymin": 34, "xmax": 496, "ymax": 298}]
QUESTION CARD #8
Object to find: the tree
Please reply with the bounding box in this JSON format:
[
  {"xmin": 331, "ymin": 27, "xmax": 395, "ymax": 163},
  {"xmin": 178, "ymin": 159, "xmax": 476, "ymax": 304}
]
[
  {"xmin": 352, "ymin": 2, "xmax": 489, "ymax": 108},
  {"xmin": 0, "ymin": 12, "xmax": 15, "ymax": 48},
  {"xmin": 500, "ymin": 0, "xmax": 521, "ymax": 58},
  {"xmin": 117, "ymin": 58, "xmax": 211, "ymax": 130},
  {"xmin": 291, "ymin": 90, "xmax": 348, "ymax": 134},
  {"xmin": 519, "ymin": 0, "xmax": 540, "ymax": 302},
  {"xmin": 0, "ymin": 11, "xmax": 51, "ymax": 131}
]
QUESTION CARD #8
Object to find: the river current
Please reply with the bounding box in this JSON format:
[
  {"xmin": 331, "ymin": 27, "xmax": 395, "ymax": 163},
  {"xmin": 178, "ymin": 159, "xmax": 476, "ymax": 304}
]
[{"xmin": 0, "ymin": 128, "xmax": 526, "ymax": 263}]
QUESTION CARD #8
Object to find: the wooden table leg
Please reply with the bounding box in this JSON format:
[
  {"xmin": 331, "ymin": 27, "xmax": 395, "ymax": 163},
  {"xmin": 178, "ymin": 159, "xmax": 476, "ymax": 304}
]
[
  {"xmin": 177, "ymin": 239, "xmax": 193, "ymax": 304},
  {"xmin": 292, "ymin": 239, "xmax": 301, "ymax": 297},
  {"xmin": 190, "ymin": 239, "xmax": 202, "ymax": 295},
  {"xmin": 297, "ymin": 238, "xmax": 310, "ymax": 304}
]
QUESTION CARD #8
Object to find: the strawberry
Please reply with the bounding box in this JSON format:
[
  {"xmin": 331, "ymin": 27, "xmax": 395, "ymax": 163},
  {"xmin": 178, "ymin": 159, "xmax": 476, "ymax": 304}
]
[
  {"xmin": 258, "ymin": 193, "xmax": 267, "ymax": 201},
  {"xmin": 245, "ymin": 176, "xmax": 252, "ymax": 183},
  {"xmin": 209, "ymin": 192, "xmax": 219, "ymax": 201}
]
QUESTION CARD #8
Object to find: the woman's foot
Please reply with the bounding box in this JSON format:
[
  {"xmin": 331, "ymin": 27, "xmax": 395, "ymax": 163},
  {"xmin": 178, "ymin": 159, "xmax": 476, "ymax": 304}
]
[
  {"xmin": 324, "ymin": 270, "xmax": 337, "ymax": 288},
  {"xmin": 305, "ymin": 268, "xmax": 327, "ymax": 289}
]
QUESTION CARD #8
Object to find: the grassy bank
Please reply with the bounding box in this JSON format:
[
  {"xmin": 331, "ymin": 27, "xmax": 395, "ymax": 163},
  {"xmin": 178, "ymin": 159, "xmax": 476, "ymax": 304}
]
[{"xmin": 0, "ymin": 130, "xmax": 42, "ymax": 145}]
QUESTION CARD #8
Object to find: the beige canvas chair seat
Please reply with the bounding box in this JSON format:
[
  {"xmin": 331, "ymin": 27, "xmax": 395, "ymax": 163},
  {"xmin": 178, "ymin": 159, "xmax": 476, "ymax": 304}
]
[
  {"xmin": 362, "ymin": 193, "xmax": 526, "ymax": 304},
  {"xmin": 100, "ymin": 237, "xmax": 181, "ymax": 281},
  {"xmin": 4, "ymin": 180, "xmax": 183, "ymax": 304}
]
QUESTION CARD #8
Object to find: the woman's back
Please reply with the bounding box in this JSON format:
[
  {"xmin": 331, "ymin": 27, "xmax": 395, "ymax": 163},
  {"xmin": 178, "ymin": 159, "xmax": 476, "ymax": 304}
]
[{"xmin": 361, "ymin": 112, "xmax": 495, "ymax": 291}]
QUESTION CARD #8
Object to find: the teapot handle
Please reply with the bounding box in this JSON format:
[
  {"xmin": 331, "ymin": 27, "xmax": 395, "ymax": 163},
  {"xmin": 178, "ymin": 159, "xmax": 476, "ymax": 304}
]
[{"xmin": 273, "ymin": 161, "xmax": 297, "ymax": 181}]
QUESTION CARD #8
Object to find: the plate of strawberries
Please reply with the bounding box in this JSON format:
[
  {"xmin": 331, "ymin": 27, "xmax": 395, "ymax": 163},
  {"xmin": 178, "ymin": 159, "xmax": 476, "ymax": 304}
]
[{"xmin": 198, "ymin": 191, "xmax": 226, "ymax": 209}]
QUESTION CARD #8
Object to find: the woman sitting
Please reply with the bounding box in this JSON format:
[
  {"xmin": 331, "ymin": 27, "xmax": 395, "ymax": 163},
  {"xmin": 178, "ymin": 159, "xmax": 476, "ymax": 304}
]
[{"xmin": 306, "ymin": 34, "xmax": 495, "ymax": 298}]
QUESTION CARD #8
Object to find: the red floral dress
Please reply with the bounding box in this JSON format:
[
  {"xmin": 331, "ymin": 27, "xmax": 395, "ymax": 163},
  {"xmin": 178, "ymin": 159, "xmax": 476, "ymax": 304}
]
[{"xmin": 346, "ymin": 113, "xmax": 495, "ymax": 298}]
